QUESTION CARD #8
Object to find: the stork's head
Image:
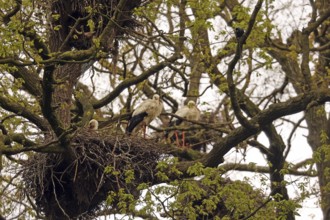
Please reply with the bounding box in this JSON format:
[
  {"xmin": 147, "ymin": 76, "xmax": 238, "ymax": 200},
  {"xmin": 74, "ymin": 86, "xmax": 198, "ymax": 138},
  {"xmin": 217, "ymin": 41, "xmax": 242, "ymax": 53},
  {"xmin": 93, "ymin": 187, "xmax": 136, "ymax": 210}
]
[
  {"xmin": 88, "ymin": 119, "xmax": 99, "ymax": 130},
  {"xmin": 153, "ymin": 94, "xmax": 160, "ymax": 101},
  {"xmin": 187, "ymin": 100, "xmax": 196, "ymax": 108}
]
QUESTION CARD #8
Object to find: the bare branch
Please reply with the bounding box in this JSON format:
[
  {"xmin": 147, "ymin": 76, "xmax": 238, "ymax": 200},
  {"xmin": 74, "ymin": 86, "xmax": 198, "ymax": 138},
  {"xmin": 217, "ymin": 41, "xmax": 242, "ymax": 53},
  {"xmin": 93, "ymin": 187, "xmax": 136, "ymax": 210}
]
[
  {"xmin": 93, "ymin": 53, "xmax": 182, "ymax": 109},
  {"xmin": 220, "ymin": 163, "xmax": 317, "ymax": 177}
]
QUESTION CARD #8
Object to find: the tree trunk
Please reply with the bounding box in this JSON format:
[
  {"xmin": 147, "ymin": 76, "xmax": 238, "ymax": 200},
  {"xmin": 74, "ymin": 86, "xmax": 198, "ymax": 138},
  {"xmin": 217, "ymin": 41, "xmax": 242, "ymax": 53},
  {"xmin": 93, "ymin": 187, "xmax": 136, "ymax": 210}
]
[
  {"xmin": 265, "ymin": 125, "xmax": 295, "ymax": 220},
  {"xmin": 305, "ymin": 106, "xmax": 330, "ymax": 219},
  {"xmin": 308, "ymin": 1, "xmax": 330, "ymax": 217}
]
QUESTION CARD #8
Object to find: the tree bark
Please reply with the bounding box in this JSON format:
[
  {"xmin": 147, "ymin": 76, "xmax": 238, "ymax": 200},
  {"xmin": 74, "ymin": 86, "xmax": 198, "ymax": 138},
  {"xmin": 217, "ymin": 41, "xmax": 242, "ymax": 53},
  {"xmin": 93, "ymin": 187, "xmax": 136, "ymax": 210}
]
[{"xmin": 267, "ymin": 5, "xmax": 330, "ymax": 215}]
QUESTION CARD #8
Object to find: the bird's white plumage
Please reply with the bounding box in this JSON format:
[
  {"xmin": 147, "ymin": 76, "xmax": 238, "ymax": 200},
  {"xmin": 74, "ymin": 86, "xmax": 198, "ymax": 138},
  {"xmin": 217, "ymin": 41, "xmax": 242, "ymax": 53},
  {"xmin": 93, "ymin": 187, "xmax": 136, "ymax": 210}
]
[
  {"xmin": 167, "ymin": 100, "xmax": 200, "ymax": 147},
  {"xmin": 88, "ymin": 119, "xmax": 99, "ymax": 130},
  {"xmin": 127, "ymin": 94, "xmax": 163, "ymax": 134},
  {"xmin": 173, "ymin": 100, "xmax": 200, "ymax": 123},
  {"xmin": 133, "ymin": 95, "xmax": 163, "ymax": 118}
]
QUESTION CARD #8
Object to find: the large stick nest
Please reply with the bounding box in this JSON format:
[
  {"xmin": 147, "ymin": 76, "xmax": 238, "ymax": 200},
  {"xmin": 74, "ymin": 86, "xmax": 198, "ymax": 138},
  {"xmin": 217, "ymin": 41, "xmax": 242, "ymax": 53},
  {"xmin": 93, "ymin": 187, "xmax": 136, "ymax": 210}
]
[{"xmin": 22, "ymin": 129, "xmax": 168, "ymax": 219}]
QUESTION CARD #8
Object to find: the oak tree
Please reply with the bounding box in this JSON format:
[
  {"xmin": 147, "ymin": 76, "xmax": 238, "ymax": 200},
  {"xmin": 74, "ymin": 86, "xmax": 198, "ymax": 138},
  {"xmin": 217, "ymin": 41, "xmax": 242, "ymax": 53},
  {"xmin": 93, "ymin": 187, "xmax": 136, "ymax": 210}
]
[{"xmin": 0, "ymin": 0, "xmax": 330, "ymax": 219}]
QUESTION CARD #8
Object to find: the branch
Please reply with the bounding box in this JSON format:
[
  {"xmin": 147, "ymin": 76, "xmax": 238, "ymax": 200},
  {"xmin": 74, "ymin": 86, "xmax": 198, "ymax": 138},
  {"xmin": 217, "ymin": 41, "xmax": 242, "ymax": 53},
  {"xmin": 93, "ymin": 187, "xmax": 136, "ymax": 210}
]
[
  {"xmin": 303, "ymin": 7, "xmax": 330, "ymax": 34},
  {"xmin": 0, "ymin": 136, "xmax": 62, "ymax": 155},
  {"xmin": 93, "ymin": 53, "xmax": 182, "ymax": 109},
  {"xmin": 20, "ymin": 27, "xmax": 50, "ymax": 60},
  {"xmin": 99, "ymin": 0, "xmax": 127, "ymax": 51},
  {"xmin": 241, "ymin": 196, "xmax": 272, "ymax": 220},
  {"xmin": 9, "ymin": 66, "xmax": 42, "ymax": 97},
  {"xmin": 0, "ymin": 95, "xmax": 50, "ymax": 131},
  {"xmin": 58, "ymin": 13, "xmax": 93, "ymax": 52},
  {"xmin": 291, "ymin": 158, "xmax": 315, "ymax": 170},
  {"xmin": 247, "ymin": 140, "xmax": 273, "ymax": 157},
  {"xmin": 226, "ymin": 0, "xmax": 264, "ymax": 129},
  {"xmin": 73, "ymin": 90, "xmax": 95, "ymax": 127},
  {"xmin": 0, "ymin": 57, "xmax": 34, "ymax": 66},
  {"xmin": 220, "ymin": 163, "xmax": 317, "ymax": 177},
  {"xmin": 1, "ymin": 0, "xmax": 22, "ymax": 24},
  {"xmin": 311, "ymin": 40, "xmax": 330, "ymax": 51},
  {"xmin": 3, "ymin": 133, "xmax": 36, "ymax": 147},
  {"xmin": 41, "ymin": 65, "xmax": 63, "ymax": 136},
  {"xmin": 176, "ymin": 89, "xmax": 330, "ymax": 171},
  {"xmin": 46, "ymin": 47, "xmax": 98, "ymax": 64},
  {"xmin": 0, "ymin": 48, "xmax": 98, "ymax": 67},
  {"xmin": 284, "ymin": 116, "xmax": 305, "ymax": 159}
]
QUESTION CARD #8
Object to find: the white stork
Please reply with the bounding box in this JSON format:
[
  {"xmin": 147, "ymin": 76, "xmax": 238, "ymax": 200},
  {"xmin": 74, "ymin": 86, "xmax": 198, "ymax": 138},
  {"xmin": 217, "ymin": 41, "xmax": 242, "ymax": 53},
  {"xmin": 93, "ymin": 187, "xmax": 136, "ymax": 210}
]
[
  {"xmin": 166, "ymin": 100, "xmax": 200, "ymax": 147},
  {"xmin": 126, "ymin": 94, "xmax": 163, "ymax": 137},
  {"xmin": 88, "ymin": 119, "xmax": 99, "ymax": 130}
]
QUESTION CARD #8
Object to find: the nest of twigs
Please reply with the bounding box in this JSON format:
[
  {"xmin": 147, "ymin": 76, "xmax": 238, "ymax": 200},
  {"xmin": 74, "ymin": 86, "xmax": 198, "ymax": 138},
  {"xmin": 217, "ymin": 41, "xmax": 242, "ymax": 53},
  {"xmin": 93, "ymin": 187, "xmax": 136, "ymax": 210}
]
[{"xmin": 23, "ymin": 129, "xmax": 168, "ymax": 219}]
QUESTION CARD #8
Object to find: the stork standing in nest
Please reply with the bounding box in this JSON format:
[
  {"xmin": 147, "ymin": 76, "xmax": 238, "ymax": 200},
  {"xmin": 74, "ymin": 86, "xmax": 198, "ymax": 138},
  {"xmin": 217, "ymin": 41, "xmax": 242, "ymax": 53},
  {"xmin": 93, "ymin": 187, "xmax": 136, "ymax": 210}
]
[
  {"xmin": 126, "ymin": 94, "xmax": 163, "ymax": 137},
  {"xmin": 166, "ymin": 100, "xmax": 200, "ymax": 147}
]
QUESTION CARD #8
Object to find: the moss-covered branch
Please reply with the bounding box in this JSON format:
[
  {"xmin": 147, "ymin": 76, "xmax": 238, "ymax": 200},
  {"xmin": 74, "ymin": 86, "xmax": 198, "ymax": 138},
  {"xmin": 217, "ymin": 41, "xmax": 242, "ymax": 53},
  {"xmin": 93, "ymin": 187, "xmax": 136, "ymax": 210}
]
[
  {"xmin": 1, "ymin": 0, "xmax": 22, "ymax": 24},
  {"xmin": 41, "ymin": 65, "xmax": 64, "ymax": 136},
  {"xmin": 0, "ymin": 95, "xmax": 50, "ymax": 132},
  {"xmin": 9, "ymin": 66, "xmax": 42, "ymax": 97},
  {"xmin": 0, "ymin": 134, "xmax": 62, "ymax": 155}
]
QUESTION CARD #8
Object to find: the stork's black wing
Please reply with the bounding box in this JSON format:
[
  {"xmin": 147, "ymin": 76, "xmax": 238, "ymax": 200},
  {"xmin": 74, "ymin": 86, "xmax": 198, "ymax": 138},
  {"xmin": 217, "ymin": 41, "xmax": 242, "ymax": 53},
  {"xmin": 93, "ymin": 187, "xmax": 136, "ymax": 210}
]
[{"xmin": 126, "ymin": 112, "xmax": 148, "ymax": 134}]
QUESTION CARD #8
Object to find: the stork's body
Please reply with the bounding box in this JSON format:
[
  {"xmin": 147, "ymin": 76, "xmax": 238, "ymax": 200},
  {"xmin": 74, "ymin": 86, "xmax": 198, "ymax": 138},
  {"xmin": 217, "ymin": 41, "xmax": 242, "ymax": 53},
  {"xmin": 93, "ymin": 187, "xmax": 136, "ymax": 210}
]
[
  {"xmin": 126, "ymin": 94, "xmax": 163, "ymax": 137},
  {"xmin": 167, "ymin": 100, "xmax": 200, "ymax": 147}
]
